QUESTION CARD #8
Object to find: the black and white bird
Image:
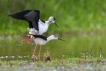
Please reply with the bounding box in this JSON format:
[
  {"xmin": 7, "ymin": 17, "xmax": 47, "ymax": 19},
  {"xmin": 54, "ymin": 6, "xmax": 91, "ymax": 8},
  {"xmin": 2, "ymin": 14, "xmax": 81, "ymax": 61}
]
[
  {"xmin": 28, "ymin": 35, "xmax": 64, "ymax": 60},
  {"xmin": 9, "ymin": 10, "xmax": 59, "ymax": 41}
]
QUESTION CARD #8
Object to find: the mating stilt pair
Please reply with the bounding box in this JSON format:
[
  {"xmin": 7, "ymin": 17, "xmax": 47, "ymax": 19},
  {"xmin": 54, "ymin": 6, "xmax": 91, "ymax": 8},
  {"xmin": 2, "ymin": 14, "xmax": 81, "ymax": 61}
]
[
  {"xmin": 9, "ymin": 10, "xmax": 64, "ymax": 61},
  {"xmin": 22, "ymin": 35, "xmax": 64, "ymax": 60}
]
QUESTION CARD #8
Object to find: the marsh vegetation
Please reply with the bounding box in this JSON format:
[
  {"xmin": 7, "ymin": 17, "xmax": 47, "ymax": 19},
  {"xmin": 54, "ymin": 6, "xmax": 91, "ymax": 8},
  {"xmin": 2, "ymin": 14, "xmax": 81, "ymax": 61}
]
[{"xmin": 0, "ymin": 0, "xmax": 106, "ymax": 71}]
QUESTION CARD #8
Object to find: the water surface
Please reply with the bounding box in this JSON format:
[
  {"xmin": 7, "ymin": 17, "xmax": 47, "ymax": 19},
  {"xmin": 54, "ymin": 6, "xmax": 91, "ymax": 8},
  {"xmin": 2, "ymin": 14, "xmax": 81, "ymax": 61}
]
[{"xmin": 0, "ymin": 35, "xmax": 106, "ymax": 60}]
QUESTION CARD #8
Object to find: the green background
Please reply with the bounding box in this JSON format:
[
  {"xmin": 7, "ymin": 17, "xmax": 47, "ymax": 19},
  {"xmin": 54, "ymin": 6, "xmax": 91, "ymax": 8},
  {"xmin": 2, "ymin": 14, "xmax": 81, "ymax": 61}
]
[{"xmin": 0, "ymin": 0, "xmax": 106, "ymax": 59}]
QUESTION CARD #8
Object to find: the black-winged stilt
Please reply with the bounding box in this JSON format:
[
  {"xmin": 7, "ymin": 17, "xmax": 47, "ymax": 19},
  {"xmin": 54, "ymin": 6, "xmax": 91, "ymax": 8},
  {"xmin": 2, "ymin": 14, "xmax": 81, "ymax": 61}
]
[
  {"xmin": 9, "ymin": 10, "xmax": 59, "ymax": 41},
  {"xmin": 27, "ymin": 35, "xmax": 64, "ymax": 60}
]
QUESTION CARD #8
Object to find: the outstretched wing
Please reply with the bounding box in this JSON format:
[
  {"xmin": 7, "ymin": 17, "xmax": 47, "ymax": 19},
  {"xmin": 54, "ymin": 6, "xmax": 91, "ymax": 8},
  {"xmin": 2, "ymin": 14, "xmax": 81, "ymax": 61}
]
[
  {"xmin": 24, "ymin": 10, "xmax": 40, "ymax": 31},
  {"xmin": 9, "ymin": 10, "xmax": 31, "ymax": 20},
  {"xmin": 9, "ymin": 10, "xmax": 40, "ymax": 30}
]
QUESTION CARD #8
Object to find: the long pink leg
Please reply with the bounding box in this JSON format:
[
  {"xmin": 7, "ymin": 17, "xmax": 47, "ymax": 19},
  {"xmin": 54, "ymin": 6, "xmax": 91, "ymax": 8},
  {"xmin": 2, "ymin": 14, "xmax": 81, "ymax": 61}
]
[
  {"xmin": 31, "ymin": 44, "xmax": 37, "ymax": 61},
  {"xmin": 38, "ymin": 45, "xmax": 42, "ymax": 61},
  {"xmin": 32, "ymin": 44, "xmax": 37, "ymax": 56}
]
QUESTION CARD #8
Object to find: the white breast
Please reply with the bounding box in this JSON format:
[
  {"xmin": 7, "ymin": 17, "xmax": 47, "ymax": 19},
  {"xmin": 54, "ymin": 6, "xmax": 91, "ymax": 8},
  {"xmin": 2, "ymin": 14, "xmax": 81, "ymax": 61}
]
[
  {"xmin": 34, "ymin": 38, "xmax": 47, "ymax": 45},
  {"xmin": 38, "ymin": 20, "xmax": 49, "ymax": 35},
  {"xmin": 28, "ymin": 28, "xmax": 38, "ymax": 35}
]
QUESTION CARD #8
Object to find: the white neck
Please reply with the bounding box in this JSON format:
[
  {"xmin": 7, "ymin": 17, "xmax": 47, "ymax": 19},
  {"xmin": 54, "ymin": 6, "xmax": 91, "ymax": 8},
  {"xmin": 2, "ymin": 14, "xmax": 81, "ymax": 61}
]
[
  {"xmin": 47, "ymin": 36, "xmax": 56, "ymax": 42},
  {"xmin": 45, "ymin": 21, "xmax": 51, "ymax": 25}
]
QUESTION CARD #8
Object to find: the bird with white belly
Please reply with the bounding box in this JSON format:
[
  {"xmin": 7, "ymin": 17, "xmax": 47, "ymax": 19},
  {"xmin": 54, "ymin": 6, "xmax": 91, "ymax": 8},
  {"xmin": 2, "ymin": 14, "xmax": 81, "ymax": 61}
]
[
  {"xmin": 29, "ymin": 35, "xmax": 64, "ymax": 60},
  {"xmin": 9, "ymin": 10, "xmax": 59, "ymax": 42}
]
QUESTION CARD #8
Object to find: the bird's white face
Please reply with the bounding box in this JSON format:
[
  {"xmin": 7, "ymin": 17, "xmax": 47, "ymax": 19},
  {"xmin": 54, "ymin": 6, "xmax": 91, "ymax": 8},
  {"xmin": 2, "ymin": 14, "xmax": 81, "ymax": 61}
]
[
  {"xmin": 48, "ymin": 16, "xmax": 59, "ymax": 27},
  {"xmin": 48, "ymin": 16, "xmax": 55, "ymax": 23},
  {"xmin": 49, "ymin": 35, "xmax": 64, "ymax": 41}
]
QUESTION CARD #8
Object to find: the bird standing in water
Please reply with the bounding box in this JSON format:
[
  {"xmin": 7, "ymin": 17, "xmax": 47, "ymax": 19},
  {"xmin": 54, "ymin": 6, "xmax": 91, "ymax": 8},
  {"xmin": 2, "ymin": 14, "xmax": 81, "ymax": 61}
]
[
  {"xmin": 9, "ymin": 10, "xmax": 60, "ymax": 61},
  {"xmin": 28, "ymin": 35, "xmax": 64, "ymax": 60}
]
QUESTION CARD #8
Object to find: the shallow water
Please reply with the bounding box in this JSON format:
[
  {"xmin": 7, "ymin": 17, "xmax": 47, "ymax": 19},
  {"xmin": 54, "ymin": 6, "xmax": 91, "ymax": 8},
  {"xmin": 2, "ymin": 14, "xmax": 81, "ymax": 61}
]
[{"xmin": 0, "ymin": 35, "xmax": 106, "ymax": 60}]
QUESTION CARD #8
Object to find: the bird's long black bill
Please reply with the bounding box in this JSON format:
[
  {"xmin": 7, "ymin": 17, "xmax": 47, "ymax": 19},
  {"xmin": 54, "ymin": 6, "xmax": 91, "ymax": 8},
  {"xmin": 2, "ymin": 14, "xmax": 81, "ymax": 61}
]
[
  {"xmin": 58, "ymin": 38, "xmax": 65, "ymax": 41},
  {"xmin": 55, "ymin": 23, "xmax": 59, "ymax": 27}
]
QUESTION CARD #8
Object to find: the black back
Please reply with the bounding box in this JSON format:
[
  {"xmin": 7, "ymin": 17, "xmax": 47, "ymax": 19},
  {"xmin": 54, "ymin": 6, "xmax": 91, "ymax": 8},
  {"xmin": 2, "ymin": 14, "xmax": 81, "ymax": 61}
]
[
  {"xmin": 9, "ymin": 10, "xmax": 40, "ymax": 31},
  {"xmin": 32, "ymin": 35, "xmax": 47, "ymax": 41}
]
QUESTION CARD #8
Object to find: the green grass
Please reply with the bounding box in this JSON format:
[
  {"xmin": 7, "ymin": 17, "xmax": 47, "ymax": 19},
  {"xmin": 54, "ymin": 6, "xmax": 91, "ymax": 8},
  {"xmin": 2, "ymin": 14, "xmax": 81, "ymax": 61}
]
[
  {"xmin": 0, "ymin": 57, "xmax": 106, "ymax": 71},
  {"xmin": 0, "ymin": 0, "xmax": 106, "ymax": 35}
]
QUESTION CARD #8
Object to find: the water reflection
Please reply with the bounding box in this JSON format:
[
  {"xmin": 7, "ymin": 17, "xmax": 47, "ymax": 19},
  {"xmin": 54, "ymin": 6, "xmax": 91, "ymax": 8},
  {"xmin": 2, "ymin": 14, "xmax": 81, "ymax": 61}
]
[{"xmin": 0, "ymin": 55, "xmax": 30, "ymax": 60}]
